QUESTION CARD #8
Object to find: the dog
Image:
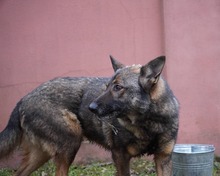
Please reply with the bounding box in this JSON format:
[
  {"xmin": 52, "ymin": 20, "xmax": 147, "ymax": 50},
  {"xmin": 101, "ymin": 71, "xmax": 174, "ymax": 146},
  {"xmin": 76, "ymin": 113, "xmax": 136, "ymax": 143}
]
[{"xmin": 0, "ymin": 56, "xmax": 179, "ymax": 176}]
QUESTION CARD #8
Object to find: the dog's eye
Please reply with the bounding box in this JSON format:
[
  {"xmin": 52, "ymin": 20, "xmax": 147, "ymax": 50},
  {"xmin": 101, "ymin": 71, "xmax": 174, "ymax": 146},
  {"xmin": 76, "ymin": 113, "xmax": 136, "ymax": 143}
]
[{"xmin": 113, "ymin": 84, "xmax": 123, "ymax": 92}]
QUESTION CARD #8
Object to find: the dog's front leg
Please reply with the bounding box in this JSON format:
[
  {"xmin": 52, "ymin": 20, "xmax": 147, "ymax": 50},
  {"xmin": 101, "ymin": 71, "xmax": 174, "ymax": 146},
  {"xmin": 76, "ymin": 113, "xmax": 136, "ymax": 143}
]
[
  {"xmin": 111, "ymin": 149, "xmax": 131, "ymax": 176},
  {"xmin": 154, "ymin": 153, "xmax": 172, "ymax": 176}
]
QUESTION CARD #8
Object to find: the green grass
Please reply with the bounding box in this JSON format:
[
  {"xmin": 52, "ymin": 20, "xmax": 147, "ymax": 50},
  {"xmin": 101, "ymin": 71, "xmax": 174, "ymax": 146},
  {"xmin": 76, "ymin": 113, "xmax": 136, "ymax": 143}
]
[
  {"xmin": 0, "ymin": 159, "xmax": 219, "ymax": 176},
  {"xmin": 0, "ymin": 159, "xmax": 155, "ymax": 176},
  {"xmin": 214, "ymin": 161, "xmax": 220, "ymax": 176}
]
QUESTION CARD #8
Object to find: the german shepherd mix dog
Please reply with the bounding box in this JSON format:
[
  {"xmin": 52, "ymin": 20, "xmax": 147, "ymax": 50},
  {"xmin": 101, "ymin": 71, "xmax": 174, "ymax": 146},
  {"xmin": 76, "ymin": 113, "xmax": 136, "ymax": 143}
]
[{"xmin": 0, "ymin": 56, "xmax": 179, "ymax": 176}]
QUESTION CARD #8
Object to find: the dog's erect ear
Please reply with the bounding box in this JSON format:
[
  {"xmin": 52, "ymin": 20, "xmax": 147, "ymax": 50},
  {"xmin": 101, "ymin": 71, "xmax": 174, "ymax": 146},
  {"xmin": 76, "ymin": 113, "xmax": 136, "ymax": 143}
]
[
  {"xmin": 110, "ymin": 55, "xmax": 125, "ymax": 72},
  {"xmin": 139, "ymin": 56, "xmax": 165, "ymax": 91}
]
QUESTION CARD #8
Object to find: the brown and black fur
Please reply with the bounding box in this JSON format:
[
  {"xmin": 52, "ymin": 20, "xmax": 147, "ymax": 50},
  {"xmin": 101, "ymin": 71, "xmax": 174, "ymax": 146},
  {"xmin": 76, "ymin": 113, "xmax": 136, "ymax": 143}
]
[{"xmin": 0, "ymin": 56, "xmax": 179, "ymax": 176}]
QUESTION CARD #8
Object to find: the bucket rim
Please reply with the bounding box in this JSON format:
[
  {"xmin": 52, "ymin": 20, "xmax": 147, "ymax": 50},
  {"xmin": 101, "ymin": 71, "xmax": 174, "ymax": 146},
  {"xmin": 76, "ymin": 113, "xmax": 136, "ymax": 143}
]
[{"xmin": 173, "ymin": 144, "xmax": 215, "ymax": 154}]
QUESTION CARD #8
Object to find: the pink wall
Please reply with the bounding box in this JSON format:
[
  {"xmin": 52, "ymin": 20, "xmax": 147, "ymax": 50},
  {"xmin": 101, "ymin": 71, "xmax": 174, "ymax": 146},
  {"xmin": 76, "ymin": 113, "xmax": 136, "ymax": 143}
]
[
  {"xmin": 163, "ymin": 0, "xmax": 220, "ymax": 154},
  {"xmin": 0, "ymin": 0, "xmax": 164, "ymax": 167},
  {"xmin": 0, "ymin": 0, "xmax": 220, "ymax": 167},
  {"xmin": 0, "ymin": 0, "xmax": 163, "ymax": 128}
]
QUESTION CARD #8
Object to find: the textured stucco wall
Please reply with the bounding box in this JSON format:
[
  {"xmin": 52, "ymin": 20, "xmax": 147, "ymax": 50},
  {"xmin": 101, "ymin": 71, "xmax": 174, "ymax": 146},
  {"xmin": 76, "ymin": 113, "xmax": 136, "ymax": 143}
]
[
  {"xmin": 0, "ymin": 0, "xmax": 164, "ymax": 167},
  {"xmin": 163, "ymin": 0, "xmax": 220, "ymax": 154}
]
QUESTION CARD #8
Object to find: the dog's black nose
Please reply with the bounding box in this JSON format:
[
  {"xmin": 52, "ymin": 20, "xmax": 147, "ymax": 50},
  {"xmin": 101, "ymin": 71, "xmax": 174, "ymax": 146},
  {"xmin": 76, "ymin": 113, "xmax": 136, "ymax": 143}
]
[{"xmin": 89, "ymin": 102, "xmax": 98, "ymax": 114}]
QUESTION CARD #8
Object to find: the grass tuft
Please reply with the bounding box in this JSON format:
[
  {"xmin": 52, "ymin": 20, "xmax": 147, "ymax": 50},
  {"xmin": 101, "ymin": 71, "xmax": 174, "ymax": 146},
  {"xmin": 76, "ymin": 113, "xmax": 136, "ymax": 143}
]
[{"xmin": 0, "ymin": 158, "xmax": 219, "ymax": 176}]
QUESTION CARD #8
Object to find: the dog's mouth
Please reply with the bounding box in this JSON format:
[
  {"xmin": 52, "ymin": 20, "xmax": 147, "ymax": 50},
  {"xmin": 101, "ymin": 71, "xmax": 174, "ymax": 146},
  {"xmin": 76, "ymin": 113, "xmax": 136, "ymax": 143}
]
[
  {"xmin": 89, "ymin": 102, "xmax": 121, "ymax": 135},
  {"xmin": 89, "ymin": 101, "xmax": 125, "ymax": 118}
]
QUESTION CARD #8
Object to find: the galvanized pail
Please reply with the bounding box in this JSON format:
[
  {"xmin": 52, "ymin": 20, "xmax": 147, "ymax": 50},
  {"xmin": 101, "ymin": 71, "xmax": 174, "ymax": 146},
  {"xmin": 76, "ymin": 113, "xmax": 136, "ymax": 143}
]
[{"xmin": 172, "ymin": 144, "xmax": 215, "ymax": 176}]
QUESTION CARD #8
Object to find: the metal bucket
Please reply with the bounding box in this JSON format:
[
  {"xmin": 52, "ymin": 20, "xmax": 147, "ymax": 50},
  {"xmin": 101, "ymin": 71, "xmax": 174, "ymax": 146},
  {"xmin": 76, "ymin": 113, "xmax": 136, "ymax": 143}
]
[{"xmin": 172, "ymin": 144, "xmax": 215, "ymax": 176}]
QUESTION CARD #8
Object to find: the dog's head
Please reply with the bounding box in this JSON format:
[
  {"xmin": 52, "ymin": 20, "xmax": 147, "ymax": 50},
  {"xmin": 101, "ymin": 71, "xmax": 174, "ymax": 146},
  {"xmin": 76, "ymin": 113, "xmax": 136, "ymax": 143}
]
[{"xmin": 89, "ymin": 55, "xmax": 166, "ymax": 118}]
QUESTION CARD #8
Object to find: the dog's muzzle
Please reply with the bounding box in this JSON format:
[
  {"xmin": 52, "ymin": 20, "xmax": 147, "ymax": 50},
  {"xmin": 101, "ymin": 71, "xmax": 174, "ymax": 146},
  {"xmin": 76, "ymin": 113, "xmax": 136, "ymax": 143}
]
[{"xmin": 89, "ymin": 102, "xmax": 99, "ymax": 114}]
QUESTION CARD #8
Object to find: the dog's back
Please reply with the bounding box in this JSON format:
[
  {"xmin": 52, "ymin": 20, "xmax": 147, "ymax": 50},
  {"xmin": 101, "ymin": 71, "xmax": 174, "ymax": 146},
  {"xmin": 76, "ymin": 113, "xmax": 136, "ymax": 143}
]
[
  {"xmin": 0, "ymin": 77, "xmax": 109, "ymax": 175},
  {"xmin": 0, "ymin": 56, "xmax": 179, "ymax": 176}
]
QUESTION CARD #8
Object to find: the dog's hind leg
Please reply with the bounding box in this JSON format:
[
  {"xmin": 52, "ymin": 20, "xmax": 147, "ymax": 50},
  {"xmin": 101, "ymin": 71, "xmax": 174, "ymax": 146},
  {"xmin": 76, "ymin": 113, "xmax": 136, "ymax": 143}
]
[{"xmin": 14, "ymin": 145, "xmax": 51, "ymax": 176}]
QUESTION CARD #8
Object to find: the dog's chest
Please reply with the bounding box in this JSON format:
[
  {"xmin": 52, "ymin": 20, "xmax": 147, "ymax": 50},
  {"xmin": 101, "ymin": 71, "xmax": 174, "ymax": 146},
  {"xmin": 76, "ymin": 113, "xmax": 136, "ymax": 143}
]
[{"xmin": 117, "ymin": 116, "xmax": 160, "ymax": 156}]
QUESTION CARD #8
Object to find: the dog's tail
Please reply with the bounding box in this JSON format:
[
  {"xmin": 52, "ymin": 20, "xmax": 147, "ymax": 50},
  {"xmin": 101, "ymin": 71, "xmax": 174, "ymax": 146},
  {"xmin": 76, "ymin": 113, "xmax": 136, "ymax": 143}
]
[{"xmin": 0, "ymin": 101, "xmax": 22, "ymax": 159}]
